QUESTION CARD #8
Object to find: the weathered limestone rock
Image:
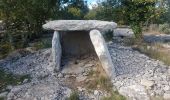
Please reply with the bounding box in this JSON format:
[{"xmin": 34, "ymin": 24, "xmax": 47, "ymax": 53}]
[
  {"xmin": 90, "ymin": 30, "xmax": 116, "ymax": 77},
  {"xmin": 52, "ymin": 31, "xmax": 62, "ymax": 71},
  {"xmin": 119, "ymin": 85, "xmax": 149, "ymax": 100},
  {"xmin": 7, "ymin": 79, "xmax": 72, "ymax": 100},
  {"xmin": 141, "ymin": 79, "xmax": 154, "ymax": 89},
  {"xmin": 43, "ymin": 20, "xmax": 117, "ymax": 32},
  {"xmin": 114, "ymin": 28, "xmax": 134, "ymax": 37},
  {"xmin": 164, "ymin": 93, "xmax": 170, "ymax": 100}
]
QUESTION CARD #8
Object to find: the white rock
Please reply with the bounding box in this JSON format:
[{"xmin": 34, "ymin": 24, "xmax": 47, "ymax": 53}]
[
  {"xmin": 164, "ymin": 85, "xmax": 170, "ymax": 91},
  {"xmin": 77, "ymin": 87, "xmax": 85, "ymax": 92},
  {"xmin": 76, "ymin": 75, "xmax": 87, "ymax": 82},
  {"xmin": 57, "ymin": 73, "xmax": 64, "ymax": 78},
  {"xmin": 114, "ymin": 28, "xmax": 134, "ymax": 37},
  {"xmin": 90, "ymin": 30, "xmax": 116, "ymax": 78},
  {"xmin": 25, "ymin": 47, "xmax": 36, "ymax": 53},
  {"xmin": 52, "ymin": 31, "xmax": 62, "ymax": 71},
  {"xmin": 43, "ymin": 20, "xmax": 117, "ymax": 32},
  {"xmin": 23, "ymin": 79, "xmax": 29, "ymax": 83},
  {"xmin": 164, "ymin": 93, "xmax": 170, "ymax": 100},
  {"xmin": 94, "ymin": 90, "xmax": 99, "ymax": 95},
  {"xmin": 84, "ymin": 64, "xmax": 94, "ymax": 68},
  {"xmin": 141, "ymin": 79, "xmax": 154, "ymax": 89},
  {"xmin": 119, "ymin": 85, "xmax": 149, "ymax": 100}
]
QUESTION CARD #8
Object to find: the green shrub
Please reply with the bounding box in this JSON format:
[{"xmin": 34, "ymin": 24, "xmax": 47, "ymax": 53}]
[
  {"xmin": 0, "ymin": 97, "xmax": 5, "ymax": 100},
  {"xmin": 33, "ymin": 38, "xmax": 51, "ymax": 50},
  {"xmin": 67, "ymin": 92, "xmax": 79, "ymax": 100},
  {"xmin": 159, "ymin": 23, "xmax": 170, "ymax": 34},
  {"xmin": 0, "ymin": 68, "xmax": 31, "ymax": 92},
  {"xmin": 0, "ymin": 43, "xmax": 13, "ymax": 59}
]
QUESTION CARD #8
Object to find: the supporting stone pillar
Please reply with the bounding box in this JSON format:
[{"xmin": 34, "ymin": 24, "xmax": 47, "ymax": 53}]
[
  {"xmin": 89, "ymin": 30, "xmax": 116, "ymax": 78},
  {"xmin": 52, "ymin": 31, "xmax": 62, "ymax": 71}
]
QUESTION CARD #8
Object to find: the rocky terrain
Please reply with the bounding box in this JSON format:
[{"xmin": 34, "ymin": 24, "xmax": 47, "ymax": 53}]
[
  {"xmin": 109, "ymin": 39, "xmax": 170, "ymax": 100},
  {"xmin": 0, "ymin": 48, "xmax": 110, "ymax": 100},
  {"xmin": 1, "ymin": 38, "xmax": 170, "ymax": 100}
]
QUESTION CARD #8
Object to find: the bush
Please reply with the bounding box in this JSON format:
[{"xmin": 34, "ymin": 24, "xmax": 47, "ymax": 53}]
[
  {"xmin": 0, "ymin": 43, "xmax": 13, "ymax": 59},
  {"xmin": 33, "ymin": 38, "xmax": 51, "ymax": 50},
  {"xmin": 67, "ymin": 92, "xmax": 79, "ymax": 100},
  {"xmin": 159, "ymin": 23, "xmax": 170, "ymax": 34}
]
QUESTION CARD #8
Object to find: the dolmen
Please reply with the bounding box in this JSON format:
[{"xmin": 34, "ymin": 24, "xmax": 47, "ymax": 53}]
[{"xmin": 43, "ymin": 20, "xmax": 117, "ymax": 78}]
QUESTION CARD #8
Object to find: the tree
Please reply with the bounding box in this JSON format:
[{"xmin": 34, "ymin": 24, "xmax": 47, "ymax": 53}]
[
  {"xmin": 161, "ymin": 0, "xmax": 170, "ymax": 24},
  {"xmin": 91, "ymin": 0, "xmax": 159, "ymax": 38},
  {"xmin": 0, "ymin": 0, "xmax": 68, "ymax": 49},
  {"xmin": 121, "ymin": 0, "xmax": 158, "ymax": 38},
  {"xmin": 62, "ymin": 0, "xmax": 89, "ymax": 19}
]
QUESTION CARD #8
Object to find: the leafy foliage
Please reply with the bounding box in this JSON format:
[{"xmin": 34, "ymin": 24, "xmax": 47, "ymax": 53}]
[
  {"xmin": 86, "ymin": 0, "xmax": 161, "ymax": 38},
  {"xmin": 67, "ymin": 91, "xmax": 79, "ymax": 100},
  {"xmin": 121, "ymin": 0, "xmax": 158, "ymax": 38},
  {"xmin": 0, "ymin": 0, "xmax": 88, "ymax": 57},
  {"xmin": 159, "ymin": 23, "xmax": 170, "ymax": 34},
  {"xmin": 0, "ymin": 0, "xmax": 64, "ymax": 52}
]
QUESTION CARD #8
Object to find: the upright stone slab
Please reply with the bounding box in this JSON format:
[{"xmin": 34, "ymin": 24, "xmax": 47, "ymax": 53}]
[
  {"xmin": 90, "ymin": 30, "xmax": 116, "ymax": 77},
  {"xmin": 52, "ymin": 31, "xmax": 62, "ymax": 71}
]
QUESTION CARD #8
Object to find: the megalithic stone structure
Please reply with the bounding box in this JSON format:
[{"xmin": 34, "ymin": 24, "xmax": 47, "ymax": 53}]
[
  {"xmin": 43, "ymin": 20, "xmax": 117, "ymax": 78},
  {"xmin": 89, "ymin": 30, "xmax": 116, "ymax": 78}
]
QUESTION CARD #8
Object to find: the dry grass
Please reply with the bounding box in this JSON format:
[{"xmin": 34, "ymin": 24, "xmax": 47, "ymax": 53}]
[
  {"xmin": 134, "ymin": 43, "xmax": 170, "ymax": 66},
  {"xmin": 102, "ymin": 91, "xmax": 126, "ymax": 100},
  {"xmin": 84, "ymin": 62, "xmax": 126, "ymax": 100},
  {"xmin": 85, "ymin": 63, "xmax": 113, "ymax": 92},
  {"xmin": 124, "ymin": 38, "xmax": 170, "ymax": 66},
  {"xmin": 61, "ymin": 59, "xmax": 126, "ymax": 100},
  {"xmin": 150, "ymin": 96, "xmax": 164, "ymax": 100}
]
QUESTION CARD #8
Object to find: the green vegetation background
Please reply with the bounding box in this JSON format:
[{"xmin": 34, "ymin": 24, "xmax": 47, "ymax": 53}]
[{"xmin": 0, "ymin": 0, "xmax": 170, "ymax": 58}]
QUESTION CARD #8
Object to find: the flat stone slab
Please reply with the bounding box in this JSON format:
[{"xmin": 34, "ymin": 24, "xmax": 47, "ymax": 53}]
[{"xmin": 43, "ymin": 20, "xmax": 117, "ymax": 31}]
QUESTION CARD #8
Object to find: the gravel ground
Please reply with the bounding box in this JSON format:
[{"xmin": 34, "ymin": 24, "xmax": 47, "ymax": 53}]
[
  {"xmin": 108, "ymin": 40, "xmax": 170, "ymax": 99},
  {"xmin": 1, "ymin": 39, "xmax": 170, "ymax": 100},
  {"xmin": 0, "ymin": 49, "xmax": 107, "ymax": 100}
]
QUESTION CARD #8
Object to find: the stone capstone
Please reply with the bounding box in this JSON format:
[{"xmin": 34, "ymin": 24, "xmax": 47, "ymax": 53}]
[
  {"xmin": 43, "ymin": 20, "xmax": 117, "ymax": 32},
  {"xmin": 89, "ymin": 30, "xmax": 116, "ymax": 77}
]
